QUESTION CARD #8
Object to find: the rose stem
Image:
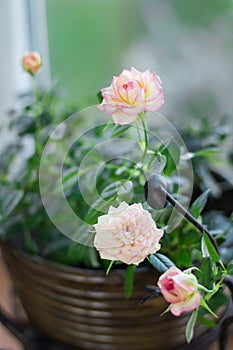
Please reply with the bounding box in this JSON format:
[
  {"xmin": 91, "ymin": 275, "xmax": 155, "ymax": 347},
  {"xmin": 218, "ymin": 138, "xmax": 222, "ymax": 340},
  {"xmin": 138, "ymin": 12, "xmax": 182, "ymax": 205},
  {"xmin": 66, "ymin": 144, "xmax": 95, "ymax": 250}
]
[{"xmin": 157, "ymin": 185, "xmax": 219, "ymax": 254}]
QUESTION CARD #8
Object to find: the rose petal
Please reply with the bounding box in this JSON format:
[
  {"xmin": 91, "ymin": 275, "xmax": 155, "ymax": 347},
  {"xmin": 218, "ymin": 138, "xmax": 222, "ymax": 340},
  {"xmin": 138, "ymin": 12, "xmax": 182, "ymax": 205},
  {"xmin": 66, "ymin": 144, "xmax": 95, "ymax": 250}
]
[
  {"xmin": 170, "ymin": 293, "xmax": 201, "ymax": 316},
  {"xmin": 111, "ymin": 111, "xmax": 138, "ymax": 125},
  {"xmin": 99, "ymin": 67, "xmax": 164, "ymax": 124},
  {"xmin": 94, "ymin": 202, "xmax": 163, "ymax": 265}
]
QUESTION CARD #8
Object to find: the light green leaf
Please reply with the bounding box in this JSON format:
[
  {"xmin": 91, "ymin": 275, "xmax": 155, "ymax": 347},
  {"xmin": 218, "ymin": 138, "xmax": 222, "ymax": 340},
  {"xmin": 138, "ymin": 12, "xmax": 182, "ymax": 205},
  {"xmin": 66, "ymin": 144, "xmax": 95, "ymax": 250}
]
[
  {"xmin": 111, "ymin": 124, "xmax": 131, "ymax": 137},
  {"xmin": 193, "ymin": 149, "xmax": 222, "ymax": 159},
  {"xmin": 62, "ymin": 167, "xmax": 79, "ymax": 191},
  {"xmin": 0, "ymin": 189, "xmax": 24, "ymax": 218},
  {"xmin": 185, "ymin": 308, "xmax": 198, "ymax": 343},
  {"xmin": 191, "ymin": 189, "xmax": 210, "ymax": 218}
]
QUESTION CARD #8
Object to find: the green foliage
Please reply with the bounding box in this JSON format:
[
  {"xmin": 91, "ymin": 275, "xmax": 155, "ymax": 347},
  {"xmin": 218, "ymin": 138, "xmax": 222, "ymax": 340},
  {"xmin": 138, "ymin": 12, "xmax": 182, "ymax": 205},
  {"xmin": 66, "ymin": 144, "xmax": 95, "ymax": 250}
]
[
  {"xmin": 160, "ymin": 140, "xmax": 180, "ymax": 176},
  {"xmin": 0, "ymin": 87, "xmax": 86, "ymax": 264},
  {"xmin": 202, "ymin": 233, "xmax": 220, "ymax": 263},
  {"xmin": 185, "ymin": 309, "xmax": 198, "ymax": 343},
  {"xmin": 111, "ymin": 124, "xmax": 131, "ymax": 138},
  {"xmin": 172, "ymin": 0, "xmax": 232, "ymax": 27},
  {"xmin": 179, "ymin": 115, "xmax": 233, "ymax": 199},
  {"xmin": 149, "ymin": 253, "xmax": 175, "ymax": 273},
  {"xmin": 159, "ymin": 218, "xmax": 200, "ymax": 268},
  {"xmin": 196, "ymin": 258, "xmax": 215, "ymax": 289},
  {"xmin": 226, "ymin": 264, "xmax": 233, "ymax": 275},
  {"xmin": 0, "ymin": 187, "xmax": 24, "ymax": 219},
  {"xmin": 190, "ymin": 189, "xmax": 210, "ymax": 219}
]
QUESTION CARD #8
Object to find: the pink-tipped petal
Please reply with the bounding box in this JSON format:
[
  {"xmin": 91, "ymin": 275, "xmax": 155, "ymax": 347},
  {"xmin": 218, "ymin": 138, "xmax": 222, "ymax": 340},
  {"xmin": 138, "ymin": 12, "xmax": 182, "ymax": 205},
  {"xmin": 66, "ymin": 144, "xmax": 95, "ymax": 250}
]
[
  {"xmin": 112, "ymin": 111, "xmax": 138, "ymax": 125},
  {"xmin": 170, "ymin": 293, "xmax": 201, "ymax": 316}
]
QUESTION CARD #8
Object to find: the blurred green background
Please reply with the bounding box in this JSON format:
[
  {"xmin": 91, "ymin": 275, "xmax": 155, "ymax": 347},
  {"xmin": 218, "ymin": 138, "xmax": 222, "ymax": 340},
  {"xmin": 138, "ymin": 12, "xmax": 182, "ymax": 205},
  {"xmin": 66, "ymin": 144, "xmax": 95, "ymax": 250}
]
[
  {"xmin": 46, "ymin": 0, "xmax": 233, "ymax": 123},
  {"xmin": 46, "ymin": 0, "xmax": 144, "ymax": 106}
]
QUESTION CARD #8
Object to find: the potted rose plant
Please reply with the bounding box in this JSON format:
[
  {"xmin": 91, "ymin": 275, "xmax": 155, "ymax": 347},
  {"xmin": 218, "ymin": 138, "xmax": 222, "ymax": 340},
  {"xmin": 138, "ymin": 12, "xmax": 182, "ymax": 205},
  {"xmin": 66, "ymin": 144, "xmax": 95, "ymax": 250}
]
[{"xmin": 0, "ymin": 53, "xmax": 233, "ymax": 350}]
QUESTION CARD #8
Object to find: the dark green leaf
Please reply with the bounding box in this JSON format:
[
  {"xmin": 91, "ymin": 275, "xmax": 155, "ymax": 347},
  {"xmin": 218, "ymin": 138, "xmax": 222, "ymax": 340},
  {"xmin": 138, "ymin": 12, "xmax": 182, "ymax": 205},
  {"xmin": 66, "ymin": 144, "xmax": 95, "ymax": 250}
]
[
  {"xmin": 43, "ymin": 237, "xmax": 71, "ymax": 256},
  {"xmin": 178, "ymin": 249, "xmax": 192, "ymax": 267},
  {"xmin": 149, "ymin": 253, "xmax": 175, "ymax": 273},
  {"xmin": 197, "ymin": 316, "xmax": 216, "ymax": 328},
  {"xmin": 207, "ymin": 290, "xmax": 228, "ymax": 312},
  {"xmin": 197, "ymin": 258, "xmax": 214, "ymax": 289},
  {"xmin": 191, "ymin": 189, "xmax": 210, "ymax": 218},
  {"xmin": 160, "ymin": 140, "xmax": 180, "ymax": 176},
  {"xmin": 96, "ymin": 90, "xmax": 103, "ymax": 103},
  {"xmin": 124, "ymin": 264, "xmax": 136, "ymax": 299},
  {"xmin": 24, "ymin": 231, "xmax": 39, "ymax": 254},
  {"xmin": 203, "ymin": 233, "xmax": 220, "ymax": 263},
  {"xmin": 15, "ymin": 115, "xmax": 36, "ymax": 135},
  {"xmin": 226, "ymin": 263, "xmax": 233, "ymax": 275}
]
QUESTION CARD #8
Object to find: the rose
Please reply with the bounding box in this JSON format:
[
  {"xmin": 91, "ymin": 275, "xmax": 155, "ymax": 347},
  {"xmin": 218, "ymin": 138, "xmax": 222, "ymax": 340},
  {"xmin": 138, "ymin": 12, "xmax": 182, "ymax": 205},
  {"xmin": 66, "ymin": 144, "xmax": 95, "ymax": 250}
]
[
  {"xmin": 94, "ymin": 201, "xmax": 164, "ymax": 265},
  {"xmin": 99, "ymin": 67, "xmax": 164, "ymax": 125},
  {"xmin": 22, "ymin": 52, "xmax": 42, "ymax": 75},
  {"xmin": 158, "ymin": 267, "xmax": 201, "ymax": 316}
]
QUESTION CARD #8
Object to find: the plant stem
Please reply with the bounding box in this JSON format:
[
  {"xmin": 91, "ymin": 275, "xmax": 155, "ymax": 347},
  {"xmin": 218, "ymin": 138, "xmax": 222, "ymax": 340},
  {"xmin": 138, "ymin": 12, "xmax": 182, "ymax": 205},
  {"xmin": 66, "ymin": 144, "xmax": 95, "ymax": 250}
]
[
  {"xmin": 31, "ymin": 75, "xmax": 42, "ymax": 156},
  {"xmin": 157, "ymin": 185, "xmax": 219, "ymax": 254},
  {"xmin": 33, "ymin": 75, "xmax": 39, "ymax": 103},
  {"xmin": 139, "ymin": 112, "xmax": 148, "ymax": 157}
]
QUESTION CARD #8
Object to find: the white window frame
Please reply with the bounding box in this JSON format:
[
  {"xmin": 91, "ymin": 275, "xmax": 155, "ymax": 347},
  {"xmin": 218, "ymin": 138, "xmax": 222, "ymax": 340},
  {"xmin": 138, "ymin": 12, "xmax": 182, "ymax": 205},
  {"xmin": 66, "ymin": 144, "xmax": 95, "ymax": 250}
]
[{"xmin": 0, "ymin": 0, "xmax": 51, "ymax": 121}]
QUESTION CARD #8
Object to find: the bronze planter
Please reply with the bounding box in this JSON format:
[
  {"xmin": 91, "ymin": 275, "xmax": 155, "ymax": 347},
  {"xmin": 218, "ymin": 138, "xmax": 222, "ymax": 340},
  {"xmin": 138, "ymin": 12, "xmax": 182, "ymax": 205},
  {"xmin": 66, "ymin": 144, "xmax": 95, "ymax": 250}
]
[{"xmin": 1, "ymin": 244, "xmax": 230, "ymax": 350}]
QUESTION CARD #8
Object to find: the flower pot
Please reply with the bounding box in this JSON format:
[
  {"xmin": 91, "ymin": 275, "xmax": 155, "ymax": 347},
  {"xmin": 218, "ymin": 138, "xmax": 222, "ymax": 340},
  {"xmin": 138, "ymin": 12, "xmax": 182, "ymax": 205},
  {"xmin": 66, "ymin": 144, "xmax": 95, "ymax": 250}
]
[{"xmin": 1, "ymin": 243, "xmax": 231, "ymax": 350}]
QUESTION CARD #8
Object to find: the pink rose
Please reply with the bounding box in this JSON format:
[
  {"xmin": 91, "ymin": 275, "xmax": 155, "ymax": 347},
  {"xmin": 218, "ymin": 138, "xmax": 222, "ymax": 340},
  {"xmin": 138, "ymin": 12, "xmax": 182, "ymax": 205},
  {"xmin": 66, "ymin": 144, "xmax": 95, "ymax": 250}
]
[
  {"xmin": 158, "ymin": 267, "xmax": 201, "ymax": 316},
  {"xmin": 94, "ymin": 201, "xmax": 163, "ymax": 265},
  {"xmin": 99, "ymin": 67, "xmax": 164, "ymax": 125},
  {"xmin": 22, "ymin": 52, "xmax": 42, "ymax": 75}
]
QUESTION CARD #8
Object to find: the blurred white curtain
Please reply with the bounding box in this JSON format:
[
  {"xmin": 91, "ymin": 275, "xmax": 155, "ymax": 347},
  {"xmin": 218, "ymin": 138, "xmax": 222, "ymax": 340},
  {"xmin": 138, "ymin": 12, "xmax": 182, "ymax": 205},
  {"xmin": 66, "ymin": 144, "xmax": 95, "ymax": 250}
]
[{"xmin": 0, "ymin": 0, "xmax": 50, "ymax": 122}]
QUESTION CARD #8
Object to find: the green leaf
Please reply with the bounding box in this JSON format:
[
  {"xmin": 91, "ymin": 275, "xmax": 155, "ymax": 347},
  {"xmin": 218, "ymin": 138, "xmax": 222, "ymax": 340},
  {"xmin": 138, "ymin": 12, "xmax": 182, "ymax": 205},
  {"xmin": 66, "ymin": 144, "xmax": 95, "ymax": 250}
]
[
  {"xmin": 96, "ymin": 90, "xmax": 103, "ymax": 103},
  {"xmin": 203, "ymin": 233, "xmax": 220, "ymax": 263},
  {"xmin": 200, "ymin": 297, "xmax": 218, "ymax": 318},
  {"xmin": 124, "ymin": 264, "xmax": 136, "ymax": 299},
  {"xmin": 206, "ymin": 289, "xmax": 228, "ymax": 310},
  {"xmin": 197, "ymin": 258, "xmax": 214, "ymax": 289},
  {"xmin": 62, "ymin": 167, "xmax": 79, "ymax": 191},
  {"xmin": 193, "ymin": 149, "xmax": 222, "ymax": 159},
  {"xmin": 185, "ymin": 309, "xmax": 198, "ymax": 343},
  {"xmin": 197, "ymin": 316, "xmax": 216, "ymax": 328},
  {"xmin": 24, "ymin": 231, "xmax": 39, "ymax": 254},
  {"xmin": 160, "ymin": 140, "xmax": 180, "ymax": 176},
  {"xmin": 42, "ymin": 236, "xmax": 71, "ymax": 256},
  {"xmin": 111, "ymin": 124, "xmax": 131, "ymax": 138},
  {"xmin": 191, "ymin": 189, "xmax": 210, "ymax": 218},
  {"xmin": 178, "ymin": 249, "xmax": 192, "ymax": 267},
  {"xmin": 150, "ymin": 154, "xmax": 167, "ymax": 173},
  {"xmin": 149, "ymin": 253, "xmax": 175, "ymax": 273},
  {"xmin": 0, "ymin": 188, "xmax": 24, "ymax": 218},
  {"xmin": 226, "ymin": 263, "xmax": 233, "ymax": 275}
]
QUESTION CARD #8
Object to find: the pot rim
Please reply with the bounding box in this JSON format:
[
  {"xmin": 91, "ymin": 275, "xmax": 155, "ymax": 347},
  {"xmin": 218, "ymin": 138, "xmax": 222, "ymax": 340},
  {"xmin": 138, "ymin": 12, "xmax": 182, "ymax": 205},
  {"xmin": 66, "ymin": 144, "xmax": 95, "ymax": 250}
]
[{"xmin": 0, "ymin": 241, "xmax": 151, "ymax": 276}]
